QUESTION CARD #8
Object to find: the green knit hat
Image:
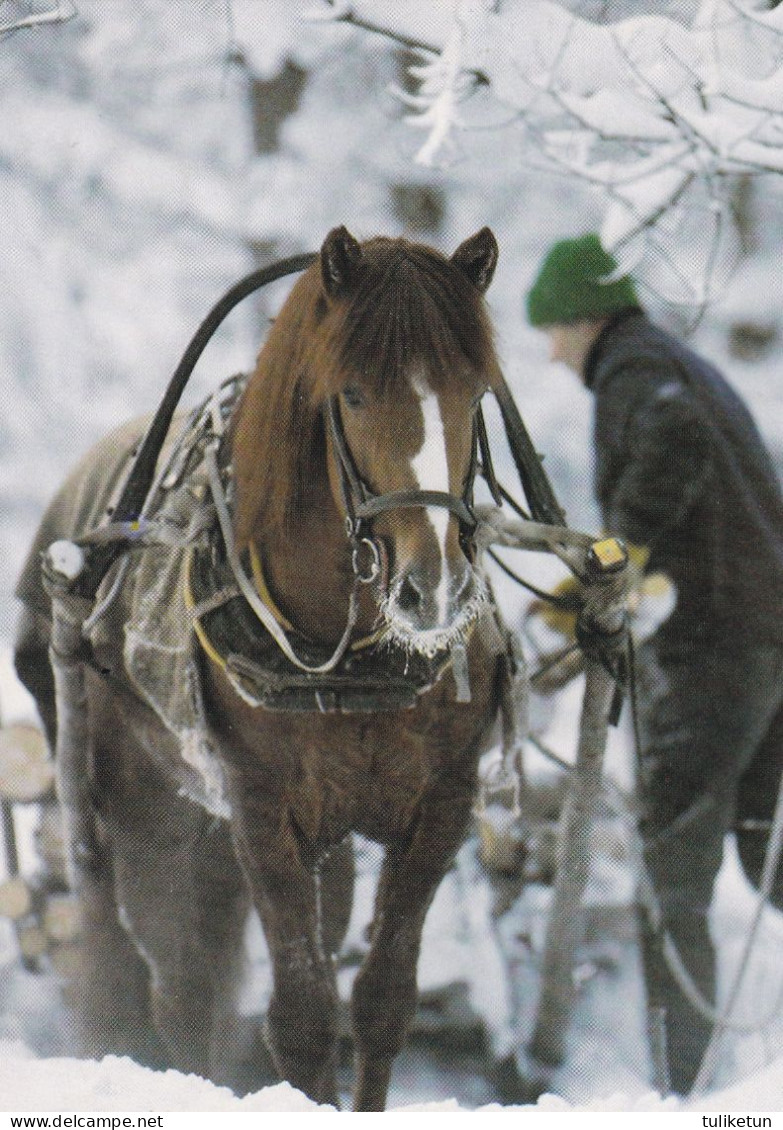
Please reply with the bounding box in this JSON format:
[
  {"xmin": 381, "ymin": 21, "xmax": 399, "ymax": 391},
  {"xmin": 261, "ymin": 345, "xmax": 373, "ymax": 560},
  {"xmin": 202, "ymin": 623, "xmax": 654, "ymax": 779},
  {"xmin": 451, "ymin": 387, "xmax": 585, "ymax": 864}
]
[{"xmin": 526, "ymin": 233, "xmax": 639, "ymax": 327}]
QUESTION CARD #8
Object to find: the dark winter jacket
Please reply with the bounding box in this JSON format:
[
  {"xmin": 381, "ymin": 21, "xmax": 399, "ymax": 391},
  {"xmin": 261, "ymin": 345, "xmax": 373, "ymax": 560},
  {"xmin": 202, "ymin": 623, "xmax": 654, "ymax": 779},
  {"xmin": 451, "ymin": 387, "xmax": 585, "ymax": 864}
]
[{"xmin": 584, "ymin": 310, "xmax": 783, "ymax": 645}]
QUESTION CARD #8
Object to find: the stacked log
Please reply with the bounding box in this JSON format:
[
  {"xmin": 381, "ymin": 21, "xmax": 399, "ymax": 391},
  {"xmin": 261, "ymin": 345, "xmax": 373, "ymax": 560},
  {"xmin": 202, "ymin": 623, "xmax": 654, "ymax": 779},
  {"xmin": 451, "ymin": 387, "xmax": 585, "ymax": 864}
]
[{"xmin": 0, "ymin": 722, "xmax": 81, "ymax": 975}]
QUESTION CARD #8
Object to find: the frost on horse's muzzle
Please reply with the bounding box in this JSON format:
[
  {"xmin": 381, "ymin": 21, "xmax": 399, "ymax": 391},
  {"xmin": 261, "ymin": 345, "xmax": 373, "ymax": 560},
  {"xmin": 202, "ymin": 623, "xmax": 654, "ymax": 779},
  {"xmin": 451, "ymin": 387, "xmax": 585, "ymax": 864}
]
[{"xmin": 379, "ymin": 567, "xmax": 489, "ymax": 659}]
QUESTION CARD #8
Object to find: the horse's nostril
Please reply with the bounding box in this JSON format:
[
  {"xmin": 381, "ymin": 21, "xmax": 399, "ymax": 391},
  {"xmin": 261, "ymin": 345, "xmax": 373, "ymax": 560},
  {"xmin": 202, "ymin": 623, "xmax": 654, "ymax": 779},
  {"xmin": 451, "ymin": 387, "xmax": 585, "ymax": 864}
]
[{"xmin": 397, "ymin": 575, "xmax": 423, "ymax": 612}]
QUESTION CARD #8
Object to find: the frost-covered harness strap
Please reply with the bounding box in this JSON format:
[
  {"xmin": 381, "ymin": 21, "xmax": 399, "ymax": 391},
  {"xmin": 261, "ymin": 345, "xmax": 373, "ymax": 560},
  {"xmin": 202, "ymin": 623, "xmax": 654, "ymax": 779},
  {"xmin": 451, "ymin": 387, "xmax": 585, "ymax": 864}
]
[
  {"xmin": 185, "ymin": 539, "xmax": 452, "ymax": 714},
  {"xmin": 177, "ymin": 382, "xmax": 456, "ymax": 713}
]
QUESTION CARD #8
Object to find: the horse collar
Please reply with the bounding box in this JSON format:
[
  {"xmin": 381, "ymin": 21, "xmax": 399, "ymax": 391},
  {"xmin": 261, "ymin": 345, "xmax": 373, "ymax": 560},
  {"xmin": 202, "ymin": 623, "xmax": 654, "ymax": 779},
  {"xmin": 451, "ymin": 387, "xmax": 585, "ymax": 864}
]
[
  {"xmin": 248, "ymin": 540, "xmax": 383, "ymax": 652},
  {"xmin": 187, "ymin": 541, "xmax": 453, "ymax": 715}
]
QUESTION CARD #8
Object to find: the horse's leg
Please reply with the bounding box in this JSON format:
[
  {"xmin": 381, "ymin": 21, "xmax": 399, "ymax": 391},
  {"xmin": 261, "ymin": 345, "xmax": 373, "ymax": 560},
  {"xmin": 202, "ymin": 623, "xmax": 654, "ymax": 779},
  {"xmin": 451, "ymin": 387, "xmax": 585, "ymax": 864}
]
[
  {"xmin": 110, "ymin": 804, "xmax": 254, "ymax": 1090},
  {"xmin": 68, "ymin": 849, "xmax": 168, "ymax": 1068},
  {"xmin": 351, "ymin": 777, "xmax": 475, "ymax": 1111},
  {"xmin": 227, "ymin": 795, "xmax": 341, "ymax": 1107}
]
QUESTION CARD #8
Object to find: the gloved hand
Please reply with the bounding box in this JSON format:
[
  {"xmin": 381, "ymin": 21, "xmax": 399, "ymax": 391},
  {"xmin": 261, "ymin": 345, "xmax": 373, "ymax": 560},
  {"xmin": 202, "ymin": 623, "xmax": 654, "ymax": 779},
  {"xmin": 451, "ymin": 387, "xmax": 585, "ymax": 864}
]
[{"xmin": 523, "ymin": 542, "xmax": 676, "ymax": 695}]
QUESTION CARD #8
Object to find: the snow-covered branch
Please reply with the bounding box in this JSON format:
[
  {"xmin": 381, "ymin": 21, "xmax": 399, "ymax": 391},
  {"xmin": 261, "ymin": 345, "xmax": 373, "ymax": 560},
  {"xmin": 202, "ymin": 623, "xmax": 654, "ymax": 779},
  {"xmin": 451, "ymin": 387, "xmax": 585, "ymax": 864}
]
[
  {"xmin": 0, "ymin": 0, "xmax": 76, "ymax": 37},
  {"xmin": 390, "ymin": 17, "xmax": 478, "ymax": 165},
  {"xmin": 313, "ymin": 0, "xmax": 783, "ymax": 303}
]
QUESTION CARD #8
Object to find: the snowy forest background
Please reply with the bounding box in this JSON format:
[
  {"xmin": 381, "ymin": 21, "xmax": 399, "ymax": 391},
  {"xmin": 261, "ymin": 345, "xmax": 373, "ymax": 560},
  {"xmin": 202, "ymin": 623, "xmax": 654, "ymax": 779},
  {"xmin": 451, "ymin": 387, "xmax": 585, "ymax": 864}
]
[{"xmin": 1, "ymin": 0, "xmax": 783, "ymax": 1113}]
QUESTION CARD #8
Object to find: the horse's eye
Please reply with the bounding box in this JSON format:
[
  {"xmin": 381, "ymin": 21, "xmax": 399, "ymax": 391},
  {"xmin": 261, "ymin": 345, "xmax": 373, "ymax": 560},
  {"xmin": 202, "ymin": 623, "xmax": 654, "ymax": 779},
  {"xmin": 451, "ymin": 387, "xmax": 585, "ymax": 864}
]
[{"xmin": 343, "ymin": 384, "xmax": 365, "ymax": 409}]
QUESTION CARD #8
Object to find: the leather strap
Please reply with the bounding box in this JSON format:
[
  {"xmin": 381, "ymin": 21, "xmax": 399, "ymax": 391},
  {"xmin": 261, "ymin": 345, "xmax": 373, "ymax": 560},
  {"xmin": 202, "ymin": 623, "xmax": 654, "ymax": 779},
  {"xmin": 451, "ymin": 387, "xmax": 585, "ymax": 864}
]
[
  {"xmin": 326, "ymin": 395, "xmax": 478, "ymax": 541},
  {"xmin": 355, "ymin": 489, "xmax": 475, "ymax": 530}
]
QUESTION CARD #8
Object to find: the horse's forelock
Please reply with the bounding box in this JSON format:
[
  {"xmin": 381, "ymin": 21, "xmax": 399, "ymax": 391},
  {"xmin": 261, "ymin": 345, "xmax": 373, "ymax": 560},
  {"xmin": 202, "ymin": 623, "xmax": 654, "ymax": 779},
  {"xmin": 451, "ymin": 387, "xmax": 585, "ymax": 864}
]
[
  {"xmin": 310, "ymin": 238, "xmax": 499, "ymax": 401},
  {"xmin": 231, "ymin": 238, "xmax": 500, "ymax": 544}
]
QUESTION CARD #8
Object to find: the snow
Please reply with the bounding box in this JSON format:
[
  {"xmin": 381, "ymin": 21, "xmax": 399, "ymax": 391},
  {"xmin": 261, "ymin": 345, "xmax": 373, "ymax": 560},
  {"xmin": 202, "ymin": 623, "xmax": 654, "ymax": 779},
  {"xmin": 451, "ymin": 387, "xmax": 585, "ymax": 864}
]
[
  {"xmin": 338, "ymin": 1, "xmax": 783, "ymax": 301},
  {"xmin": 0, "ymin": 1042, "xmax": 326, "ymax": 1112},
  {"xmin": 0, "ymin": 0, "xmax": 782, "ymax": 1117},
  {"xmin": 0, "ymin": 1039, "xmax": 781, "ymax": 1113}
]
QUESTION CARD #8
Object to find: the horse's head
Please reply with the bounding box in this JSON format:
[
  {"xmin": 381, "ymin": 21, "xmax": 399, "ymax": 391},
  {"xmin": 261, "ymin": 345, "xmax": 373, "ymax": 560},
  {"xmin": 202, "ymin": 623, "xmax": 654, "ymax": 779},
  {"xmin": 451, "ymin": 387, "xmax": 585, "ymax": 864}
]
[{"xmin": 311, "ymin": 226, "xmax": 502, "ymax": 658}]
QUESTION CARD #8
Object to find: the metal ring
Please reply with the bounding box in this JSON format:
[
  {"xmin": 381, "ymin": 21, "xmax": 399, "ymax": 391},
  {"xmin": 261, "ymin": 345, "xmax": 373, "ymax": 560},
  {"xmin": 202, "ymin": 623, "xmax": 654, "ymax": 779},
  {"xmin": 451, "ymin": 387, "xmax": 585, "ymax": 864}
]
[{"xmin": 352, "ymin": 538, "xmax": 381, "ymax": 584}]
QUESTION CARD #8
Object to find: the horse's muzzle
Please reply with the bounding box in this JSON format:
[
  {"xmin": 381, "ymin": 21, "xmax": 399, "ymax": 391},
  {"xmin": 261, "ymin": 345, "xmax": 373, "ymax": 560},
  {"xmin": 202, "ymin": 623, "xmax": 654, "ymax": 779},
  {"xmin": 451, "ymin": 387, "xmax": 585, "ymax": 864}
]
[{"xmin": 381, "ymin": 562, "xmax": 487, "ymax": 657}]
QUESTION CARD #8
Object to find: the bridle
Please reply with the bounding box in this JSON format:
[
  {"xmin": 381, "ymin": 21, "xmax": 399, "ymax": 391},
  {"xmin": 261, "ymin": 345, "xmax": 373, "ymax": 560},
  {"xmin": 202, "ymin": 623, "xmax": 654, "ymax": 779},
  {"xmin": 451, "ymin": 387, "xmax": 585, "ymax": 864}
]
[
  {"xmin": 326, "ymin": 395, "xmax": 502, "ymax": 587},
  {"xmin": 199, "ymin": 395, "xmax": 496, "ymax": 681}
]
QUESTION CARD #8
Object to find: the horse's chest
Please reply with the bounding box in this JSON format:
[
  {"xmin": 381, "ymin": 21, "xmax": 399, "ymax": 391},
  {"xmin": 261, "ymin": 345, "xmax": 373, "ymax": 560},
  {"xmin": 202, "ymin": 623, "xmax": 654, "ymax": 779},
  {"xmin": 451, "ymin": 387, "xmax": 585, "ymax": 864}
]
[
  {"xmin": 284, "ymin": 673, "xmax": 495, "ymax": 844},
  {"xmin": 206, "ymin": 640, "xmax": 499, "ymax": 845},
  {"xmin": 287, "ymin": 717, "xmax": 452, "ymax": 843}
]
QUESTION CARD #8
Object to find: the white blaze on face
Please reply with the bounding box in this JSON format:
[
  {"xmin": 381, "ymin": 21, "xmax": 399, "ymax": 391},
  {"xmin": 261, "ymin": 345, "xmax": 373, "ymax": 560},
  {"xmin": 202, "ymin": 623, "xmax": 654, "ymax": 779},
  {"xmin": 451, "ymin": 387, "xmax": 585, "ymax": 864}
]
[{"xmin": 410, "ymin": 372, "xmax": 451, "ymax": 624}]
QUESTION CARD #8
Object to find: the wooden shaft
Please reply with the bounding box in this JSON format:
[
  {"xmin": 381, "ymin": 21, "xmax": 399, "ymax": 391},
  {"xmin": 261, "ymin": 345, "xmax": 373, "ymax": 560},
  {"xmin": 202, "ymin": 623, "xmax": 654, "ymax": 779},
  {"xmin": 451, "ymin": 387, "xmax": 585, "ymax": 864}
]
[
  {"xmin": 1, "ymin": 799, "xmax": 18, "ymax": 877},
  {"xmin": 527, "ymin": 658, "xmax": 616, "ymax": 1065},
  {"xmin": 47, "ymin": 582, "xmax": 100, "ymax": 887}
]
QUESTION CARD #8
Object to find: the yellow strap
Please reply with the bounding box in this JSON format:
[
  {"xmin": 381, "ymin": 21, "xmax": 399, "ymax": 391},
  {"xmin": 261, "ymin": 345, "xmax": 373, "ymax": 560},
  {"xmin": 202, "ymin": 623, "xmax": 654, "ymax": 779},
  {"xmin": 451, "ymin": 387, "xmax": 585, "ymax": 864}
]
[
  {"xmin": 183, "ymin": 547, "xmax": 229, "ymax": 674},
  {"xmin": 186, "ymin": 542, "xmax": 462, "ymax": 693},
  {"xmin": 249, "ymin": 541, "xmax": 293, "ymax": 630},
  {"xmin": 248, "ymin": 540, "xmax": 384, "ymax": 652}
]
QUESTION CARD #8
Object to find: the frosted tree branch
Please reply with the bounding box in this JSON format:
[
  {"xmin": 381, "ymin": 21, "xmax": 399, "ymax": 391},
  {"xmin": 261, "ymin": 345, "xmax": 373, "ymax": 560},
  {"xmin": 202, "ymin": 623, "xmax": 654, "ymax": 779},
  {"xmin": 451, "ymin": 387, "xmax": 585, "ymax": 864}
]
[
  {"xmin": 307, "ymin": 1, "xmax": 453, "ymax": 58},
  {"xmin": 0, "ymin": 0, "xmax": 76, "ymax": 37},
  {"xmin": 398, "ymin": 13, "xmax": 477, "ymax": 165},
  {"xmin": 311, "ymin": 0, "xmax": 783, "ymax": 303}
]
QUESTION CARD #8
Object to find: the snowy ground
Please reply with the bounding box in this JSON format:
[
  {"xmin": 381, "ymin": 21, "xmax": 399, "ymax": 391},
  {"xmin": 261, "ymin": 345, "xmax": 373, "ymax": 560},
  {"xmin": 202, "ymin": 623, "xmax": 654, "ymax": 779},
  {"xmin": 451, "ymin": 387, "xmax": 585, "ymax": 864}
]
[{"xmin": 0, "ymin": 1039, "xmax": 782, "ymax": 1114}]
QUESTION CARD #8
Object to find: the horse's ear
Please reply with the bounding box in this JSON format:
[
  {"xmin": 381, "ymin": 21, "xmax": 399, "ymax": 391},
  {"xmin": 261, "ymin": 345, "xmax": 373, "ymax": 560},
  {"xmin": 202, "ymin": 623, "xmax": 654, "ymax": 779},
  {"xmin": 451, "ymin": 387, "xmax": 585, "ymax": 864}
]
[
  {"xmin": 451, "ymin": 227, "xmax": 498, "ymax": 294},
  {"xmin": 321, "ymin": 226, "xmax": 363, "ymax": 299}
]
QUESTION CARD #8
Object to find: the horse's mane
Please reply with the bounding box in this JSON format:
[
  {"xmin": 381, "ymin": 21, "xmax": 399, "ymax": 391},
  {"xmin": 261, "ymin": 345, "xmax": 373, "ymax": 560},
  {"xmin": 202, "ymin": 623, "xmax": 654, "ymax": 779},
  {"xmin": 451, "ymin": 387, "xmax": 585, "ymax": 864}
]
[{"xmin": 230, "ymin": 236, "xmax": 500, "ymax": 547}]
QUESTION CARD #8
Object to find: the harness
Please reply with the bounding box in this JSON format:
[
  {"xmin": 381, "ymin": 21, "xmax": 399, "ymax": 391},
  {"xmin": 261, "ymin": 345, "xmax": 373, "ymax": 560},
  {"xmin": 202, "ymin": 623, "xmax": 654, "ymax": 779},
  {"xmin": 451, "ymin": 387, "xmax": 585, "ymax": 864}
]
[
  {"xmin": 174, "ymin": 379, "xmax": 460, "ymax": 713},
  {"xmin": 186, "ymin": 538, "xmax": 452, "ymax": 714},
  {"xmin": 54, "ymin": 251, "xmax": 563, "ymax": 716},
  {"xmin": 196, "ymin": 387, "xmax": 490, "ymax": 684}
]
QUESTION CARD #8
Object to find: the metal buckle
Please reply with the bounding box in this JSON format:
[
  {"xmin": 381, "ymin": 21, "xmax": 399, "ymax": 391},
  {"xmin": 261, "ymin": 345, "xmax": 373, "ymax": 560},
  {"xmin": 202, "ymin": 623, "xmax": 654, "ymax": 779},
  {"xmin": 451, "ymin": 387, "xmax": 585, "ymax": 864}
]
[{"xmin": 352, "ymin": 537, "xmax": 382, "ymax": 584}]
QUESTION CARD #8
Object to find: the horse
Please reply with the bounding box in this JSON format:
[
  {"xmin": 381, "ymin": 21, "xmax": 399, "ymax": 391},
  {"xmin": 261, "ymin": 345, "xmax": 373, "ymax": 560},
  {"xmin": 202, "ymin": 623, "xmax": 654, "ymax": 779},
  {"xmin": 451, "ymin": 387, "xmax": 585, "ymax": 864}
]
[{"xmin": 14, "ymin": 226, "xmax": 509, "ymax": 1110}]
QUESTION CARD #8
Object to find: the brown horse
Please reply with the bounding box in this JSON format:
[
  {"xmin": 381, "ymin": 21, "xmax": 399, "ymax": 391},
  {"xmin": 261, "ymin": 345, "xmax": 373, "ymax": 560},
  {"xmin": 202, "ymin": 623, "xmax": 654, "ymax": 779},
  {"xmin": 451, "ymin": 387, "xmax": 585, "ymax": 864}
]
[{"xmin": 15, "ymin": 227, "xmax": 507, "ymax": 1110}]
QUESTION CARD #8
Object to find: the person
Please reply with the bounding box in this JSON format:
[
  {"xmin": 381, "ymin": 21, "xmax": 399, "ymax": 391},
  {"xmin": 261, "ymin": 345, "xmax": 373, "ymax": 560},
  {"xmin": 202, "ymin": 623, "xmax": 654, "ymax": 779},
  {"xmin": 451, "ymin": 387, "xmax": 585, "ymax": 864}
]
[{"xmin": 525, "ymin": 233, "xmax": 783, "ymax": 1095}]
